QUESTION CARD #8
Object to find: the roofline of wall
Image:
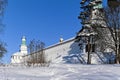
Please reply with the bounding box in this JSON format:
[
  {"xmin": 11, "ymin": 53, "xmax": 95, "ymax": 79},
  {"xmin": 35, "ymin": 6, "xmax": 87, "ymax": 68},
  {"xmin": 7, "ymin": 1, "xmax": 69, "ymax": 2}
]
[
  {"xmin": 23, "ymin": 37, "xmax": 76, "ymax": 57},
  {"xmin": 45, "ymin": 37, "xmax": 76, "ymax": 50}
]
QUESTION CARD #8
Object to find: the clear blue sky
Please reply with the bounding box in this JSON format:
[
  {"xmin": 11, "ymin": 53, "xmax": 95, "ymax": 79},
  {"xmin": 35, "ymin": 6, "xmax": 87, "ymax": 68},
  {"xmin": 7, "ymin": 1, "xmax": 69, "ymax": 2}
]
[{"xmin": 1, "ymin": 0, "xmax": 81, "ymax": 63}]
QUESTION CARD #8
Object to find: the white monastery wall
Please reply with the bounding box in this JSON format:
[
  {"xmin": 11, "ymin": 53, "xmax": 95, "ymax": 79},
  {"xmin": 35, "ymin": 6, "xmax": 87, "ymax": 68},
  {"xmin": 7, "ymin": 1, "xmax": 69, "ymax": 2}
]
[
  {"xmin": 21, "ymin": 37, "xmax": 114, "ymax": 64},
  {"xmin": 44, "ymin": 38, "xmax": 81, "ymax": 63}
]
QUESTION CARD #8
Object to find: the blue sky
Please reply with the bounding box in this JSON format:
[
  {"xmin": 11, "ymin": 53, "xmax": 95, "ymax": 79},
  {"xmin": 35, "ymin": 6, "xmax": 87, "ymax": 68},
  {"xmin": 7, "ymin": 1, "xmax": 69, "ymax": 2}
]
[{"xmin": 1, "ymin": 0, "xmax": 81, "ymax": 63}]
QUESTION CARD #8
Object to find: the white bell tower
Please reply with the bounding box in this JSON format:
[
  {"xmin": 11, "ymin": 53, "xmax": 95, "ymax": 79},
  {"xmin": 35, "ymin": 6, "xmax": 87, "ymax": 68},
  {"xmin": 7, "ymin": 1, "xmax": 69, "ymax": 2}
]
[{"xmin": 20, "ymin": 36, "xmax": 28, "ymax": 55}]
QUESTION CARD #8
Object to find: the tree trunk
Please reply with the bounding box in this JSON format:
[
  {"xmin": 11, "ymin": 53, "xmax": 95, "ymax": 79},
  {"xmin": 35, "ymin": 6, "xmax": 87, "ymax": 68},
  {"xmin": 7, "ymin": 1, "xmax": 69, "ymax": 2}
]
[
  {"xmin": 87, "ymin": 36, "xmax": 91, "ymax": 64},
  {"xmin": 115, "ymin": 44, "xmax": 119, "ymax": 64}
]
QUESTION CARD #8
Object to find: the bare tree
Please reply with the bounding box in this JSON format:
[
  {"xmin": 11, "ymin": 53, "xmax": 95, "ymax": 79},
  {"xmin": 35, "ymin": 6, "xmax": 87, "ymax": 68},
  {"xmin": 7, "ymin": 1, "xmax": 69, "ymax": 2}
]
[
  {"xmin": 0, "ymin": 42, "xmax": 7, "ymax": 59},
  {"xmin": 27, "ymin": 39, "xmax": 46, "ymax": 65},
  {"xmin": 28, "ymin": 39, "xmax": 37, "ymax": 54},
  {"xmin": 36, "ymin": 41, "xmax": 45, "ymax": 63},
  {"xmin": 103, "ymin": 6, "xmax": 120, "ymax": 64},
  {"xmin": 0, "ymin": 0, "xmax": 7, "ymax": 60}
]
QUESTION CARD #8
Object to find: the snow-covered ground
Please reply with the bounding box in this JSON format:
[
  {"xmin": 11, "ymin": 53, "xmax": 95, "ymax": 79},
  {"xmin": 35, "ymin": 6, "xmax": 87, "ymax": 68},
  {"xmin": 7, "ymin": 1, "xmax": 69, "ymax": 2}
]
[{"xmin": 0, "ymin": 64, "xmax": 120, "ymax": 80}]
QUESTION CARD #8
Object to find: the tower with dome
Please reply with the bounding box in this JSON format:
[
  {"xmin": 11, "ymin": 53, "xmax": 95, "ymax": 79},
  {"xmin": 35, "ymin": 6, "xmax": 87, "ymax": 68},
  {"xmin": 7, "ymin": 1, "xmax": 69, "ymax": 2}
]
[{"xmin": 11, "ymin": 36, "xmax": 28, "ymax": 64}]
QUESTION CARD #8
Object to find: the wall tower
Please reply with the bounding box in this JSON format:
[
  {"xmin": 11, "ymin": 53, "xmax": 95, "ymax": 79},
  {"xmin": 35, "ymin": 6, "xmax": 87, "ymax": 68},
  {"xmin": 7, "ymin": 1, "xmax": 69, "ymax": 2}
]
[{"xmin": 20, "ymin": 36, "xmax": 27, "ymax": 55}]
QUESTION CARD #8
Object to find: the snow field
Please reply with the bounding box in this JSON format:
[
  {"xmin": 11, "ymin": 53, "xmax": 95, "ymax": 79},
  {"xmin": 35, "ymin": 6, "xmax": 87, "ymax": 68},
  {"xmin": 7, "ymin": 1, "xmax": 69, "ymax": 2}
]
[{"xmin": 0, "ymin": 64, "xmax": 120, "ymax": 80}]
